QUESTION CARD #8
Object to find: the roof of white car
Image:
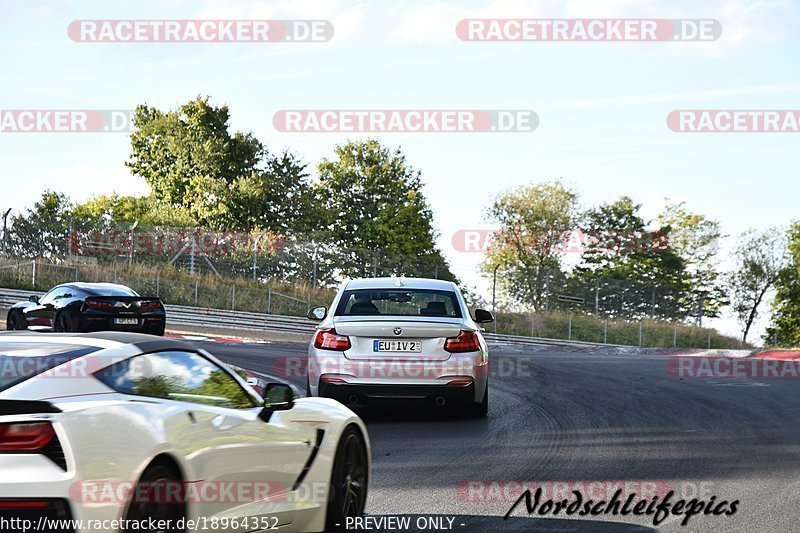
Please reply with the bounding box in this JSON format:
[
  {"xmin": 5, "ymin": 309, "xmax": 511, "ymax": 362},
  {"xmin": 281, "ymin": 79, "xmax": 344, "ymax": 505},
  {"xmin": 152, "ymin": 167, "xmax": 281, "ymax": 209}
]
[{"xmin": 345, "ymin": 277, "xmax": 457, "ymax": 291}]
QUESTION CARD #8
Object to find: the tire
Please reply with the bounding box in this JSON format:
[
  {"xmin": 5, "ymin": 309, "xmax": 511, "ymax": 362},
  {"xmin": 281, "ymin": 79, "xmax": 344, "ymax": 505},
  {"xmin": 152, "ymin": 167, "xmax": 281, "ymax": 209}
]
[
  {"xmin": 6, "ymin": 310, "xmax": 27, "ymax": 331},
  {"xmin": 123, "ymin": 464, "xmax": 186, "ymax": 533},
  {"xmin": 54, "ymin": 312, "xmax": 73, "ymax": 333},
  {"xmin": 465, "ymin": 384, "xmax": 488, "ymax": 418},
  {"xmin": 325, "ymin": 426, "xmax": 369, "ymax": 533}
]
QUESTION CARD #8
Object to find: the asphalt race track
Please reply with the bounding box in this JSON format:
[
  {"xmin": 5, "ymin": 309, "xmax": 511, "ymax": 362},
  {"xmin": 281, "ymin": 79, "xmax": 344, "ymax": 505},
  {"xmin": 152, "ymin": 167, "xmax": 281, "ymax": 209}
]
[{"xmin": 200, "ymin": 340, "xmax": 800, "ymax": 533}]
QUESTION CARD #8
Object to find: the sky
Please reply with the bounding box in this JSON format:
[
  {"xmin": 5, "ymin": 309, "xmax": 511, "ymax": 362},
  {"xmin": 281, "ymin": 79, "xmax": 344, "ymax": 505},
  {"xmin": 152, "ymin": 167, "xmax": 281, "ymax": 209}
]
[{"xmin": 1, "ymin": 0, "xmax": 799, "ymax": 342}]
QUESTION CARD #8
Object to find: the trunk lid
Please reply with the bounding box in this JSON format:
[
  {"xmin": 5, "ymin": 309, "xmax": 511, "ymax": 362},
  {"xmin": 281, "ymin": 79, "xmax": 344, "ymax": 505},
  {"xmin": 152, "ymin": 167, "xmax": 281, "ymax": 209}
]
[{"xmin": 333, "ymin": 316, "xmax": 463, "ymax": 361}]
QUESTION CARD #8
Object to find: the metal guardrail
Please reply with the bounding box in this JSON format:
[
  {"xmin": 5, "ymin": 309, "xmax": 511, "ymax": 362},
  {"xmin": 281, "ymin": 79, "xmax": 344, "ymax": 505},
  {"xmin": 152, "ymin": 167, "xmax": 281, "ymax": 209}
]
[{"xmin": 0, "ymin": 287, "xmax": 618, "ymax": 348}]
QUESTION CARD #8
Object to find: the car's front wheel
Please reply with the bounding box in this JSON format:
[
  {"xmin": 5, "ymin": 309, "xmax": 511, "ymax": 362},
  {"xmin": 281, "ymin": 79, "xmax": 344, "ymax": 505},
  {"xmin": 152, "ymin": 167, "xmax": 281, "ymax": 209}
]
[
  {"xmin": 326, "ymin": 426, "xmax": 368, "ymax": 532},
  {"xmin": 6, "ymin": 310, "xmax": 27, "ymax": 330},
  {"xmin": 54, "ymin": 312, "xmax": 74, "ymax": 333}
]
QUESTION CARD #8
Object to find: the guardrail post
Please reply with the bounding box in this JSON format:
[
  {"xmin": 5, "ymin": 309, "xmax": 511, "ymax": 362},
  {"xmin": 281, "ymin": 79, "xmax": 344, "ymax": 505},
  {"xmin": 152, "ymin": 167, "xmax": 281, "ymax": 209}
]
[
  {"xmin": 604, "ymin": 318, "xmax": 608, "ymax": 344},
  {"xmin": 707, "ymin": 329, "xmax": 711, "ymax": 349},
  {"xmin": 231, "ymin": 285, "xmax": 236, "ymax": 310},
  {"xmin": 156, "ymin": 272, "xmax": 160, "ymax": 297},
  {"xmin": 194, "ymin": 281, "xmax": 198, "ymax": 306},
  {"xmin": 673, "ymin": 325, "xmax": 677, "ymax": 348},
  {"xmin": 639, "ymin": 321, "xmax": 643, "ymax": 347},
  {"xmin": 568, "ymin": 313, "xmax": 572, "ymax": 341},
  {"xmin": 267, "ymin": 288, "xmax": 272, "ymax": 314},
  {"xmin": 530, "ymin": 312, "xmax": 534, "ymax": 337},
  {"xmin": 31, "ymin": 261, "xmax": 36, "ymax": 289}
]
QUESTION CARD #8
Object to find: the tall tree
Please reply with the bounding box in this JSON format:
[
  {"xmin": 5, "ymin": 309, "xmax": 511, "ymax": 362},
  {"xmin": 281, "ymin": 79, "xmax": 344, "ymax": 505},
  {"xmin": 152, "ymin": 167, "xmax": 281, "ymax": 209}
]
[
  {"xmin": 315, "ymin": 139, "xmax": 453, "ymax": 280},
  {"xmin": 727, "ymin": 228, "xmax": 787, "ymax": 344},
  {"xmin": 766, "ymin": 222, "xmax": 800, "ymax": 346},
  {"xmin": 7, "ymin": 191, "xmax": 73, "ymax": 259},
  {"xmin": 657, "ymin": 200, "xmax": 724, "ymax": 318},
  {"xmin": 128, "ymin": 98, "xmax": 314, "ymax": 235},
  {"xmin": 570, "ymin": 196, "xmax": 689, "ymax": 319},
  {"xmin": 483, "ymin": 179, "xmax": 579, "ymax": 311}
]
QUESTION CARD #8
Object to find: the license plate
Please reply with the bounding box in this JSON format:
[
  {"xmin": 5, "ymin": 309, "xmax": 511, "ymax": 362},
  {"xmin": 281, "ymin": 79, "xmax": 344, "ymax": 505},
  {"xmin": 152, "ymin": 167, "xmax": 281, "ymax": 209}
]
[
  {"xmin": 373, "ymin": 340, "xmax": 422, "ymax": 353},
  {"xmin": 114, "ymin": 318, "xmax": 138, "ymax": 325}
]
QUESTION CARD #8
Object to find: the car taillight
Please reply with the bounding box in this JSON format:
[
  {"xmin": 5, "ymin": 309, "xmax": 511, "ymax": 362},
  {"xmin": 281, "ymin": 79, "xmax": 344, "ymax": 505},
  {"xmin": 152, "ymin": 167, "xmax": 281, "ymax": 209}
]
[
  {"xmin": 0, "ymin": 422, "xmax": 56, "ymax": 451},
  {"xmin": 85, "ymin": 300, "xmax": 112, "ymax": 309},
  {"xmin": 444, "ymin": 330, "xmax": 481, "ymax": 353},
  {"xmin": 139, "ymin": 301, "xmax": 162, "ymax": 309},
  {"xmin": 314, "ymin": 329, "xmax": 351, "ymax": 351}
]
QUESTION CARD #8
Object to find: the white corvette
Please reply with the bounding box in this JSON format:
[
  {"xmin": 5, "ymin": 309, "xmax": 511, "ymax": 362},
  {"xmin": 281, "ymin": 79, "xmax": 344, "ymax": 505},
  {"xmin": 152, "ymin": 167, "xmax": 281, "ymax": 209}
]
[{"xmin": 0, "ymin": 332, "xmax": 370, "ymax": 533}]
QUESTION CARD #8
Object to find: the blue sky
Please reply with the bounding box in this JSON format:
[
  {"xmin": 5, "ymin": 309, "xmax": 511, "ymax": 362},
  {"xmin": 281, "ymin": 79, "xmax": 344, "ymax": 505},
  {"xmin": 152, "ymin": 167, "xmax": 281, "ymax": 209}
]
[{"xmin": 1, "ymin": 0, "xmax": 799, "ymax": 340}]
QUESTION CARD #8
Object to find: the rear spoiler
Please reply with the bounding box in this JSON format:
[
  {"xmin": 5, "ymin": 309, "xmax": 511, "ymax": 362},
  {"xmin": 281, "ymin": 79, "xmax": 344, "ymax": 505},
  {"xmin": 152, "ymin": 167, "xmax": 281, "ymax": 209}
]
[
  {"xmin": 0, "ymin": 399, "xmax": 62, "ymax": 415},
  {"xmin": 84, "ymin": 296, "xmax": 160, "ymax": 301}
]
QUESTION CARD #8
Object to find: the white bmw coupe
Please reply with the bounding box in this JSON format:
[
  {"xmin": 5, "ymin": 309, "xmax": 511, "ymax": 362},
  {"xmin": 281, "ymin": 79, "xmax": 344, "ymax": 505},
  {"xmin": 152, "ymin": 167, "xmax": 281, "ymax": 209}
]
[{"xmin": 0, "ymin": 331, "xmax": 370, "ymax": 533}]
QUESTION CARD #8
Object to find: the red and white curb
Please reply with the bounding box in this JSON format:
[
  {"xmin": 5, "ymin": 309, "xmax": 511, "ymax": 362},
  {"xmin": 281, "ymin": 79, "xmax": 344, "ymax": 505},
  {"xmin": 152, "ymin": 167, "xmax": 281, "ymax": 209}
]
[{"xmin": 165, "ymin": 333, "xmax": 271, "ymax": 345}]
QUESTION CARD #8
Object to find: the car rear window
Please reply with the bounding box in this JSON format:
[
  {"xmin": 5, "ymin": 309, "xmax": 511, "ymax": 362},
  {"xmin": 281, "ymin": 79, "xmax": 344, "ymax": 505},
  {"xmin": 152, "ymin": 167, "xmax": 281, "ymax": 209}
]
[
  {"xmin": 0, "ymin": 343, "xmax": 100, "ymax": 392},
  {"xmin": 335, "ymin": 289, "xmax": 462, "ymax": 318},
  {"xmin": 89, "ymin": 286, "xmax": 139, "ymax": 297}
]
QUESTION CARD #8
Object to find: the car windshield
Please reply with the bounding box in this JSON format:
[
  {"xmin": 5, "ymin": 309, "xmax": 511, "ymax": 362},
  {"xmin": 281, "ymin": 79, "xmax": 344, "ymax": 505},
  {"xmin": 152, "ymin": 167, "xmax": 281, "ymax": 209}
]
[
  {"xmin": 335, "ymin": 289, "xmax": 462, "ymax": 318},
  {"xmin": 0, "ymin": 343, "xmax": 100, "ymax": 392}
]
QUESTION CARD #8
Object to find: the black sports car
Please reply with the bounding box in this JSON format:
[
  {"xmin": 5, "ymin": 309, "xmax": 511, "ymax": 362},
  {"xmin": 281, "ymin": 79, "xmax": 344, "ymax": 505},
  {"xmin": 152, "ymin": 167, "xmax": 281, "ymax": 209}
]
[{"xmin": 5, "ymin": 282, "xmax": 166, "ymax": 336}]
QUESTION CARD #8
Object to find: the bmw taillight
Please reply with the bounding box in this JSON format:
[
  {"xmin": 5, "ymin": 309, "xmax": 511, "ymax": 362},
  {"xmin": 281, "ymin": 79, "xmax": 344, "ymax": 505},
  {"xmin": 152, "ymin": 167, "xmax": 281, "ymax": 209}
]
[
  {"xmin": 444, "ymin": 330, "xmax": 481, "ymax": 353},
  {"xmin": 0, "ymin": 422, "xmax": 55, "ymax": 451},
  {"xmin": 314, "ymin": 329, "xmax": 351, "ymax": 351},
  {"xmin": 85, "ymin": 300, "xmax": 112, "ymax": 309}
]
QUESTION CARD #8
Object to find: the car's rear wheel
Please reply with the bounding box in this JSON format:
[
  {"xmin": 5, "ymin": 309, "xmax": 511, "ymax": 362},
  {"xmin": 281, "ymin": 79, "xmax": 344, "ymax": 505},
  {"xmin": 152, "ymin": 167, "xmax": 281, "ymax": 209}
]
[
  {"xmin": 124, "ymin": 464, "xmax": 185, "ymax": 533},
  {"xmin": 465, "ymin": 384, "xmax": 488, "ymax": 418},
  {"xmin": 54, "ymin": 312, "xmax": 73, "ymax": 333},
  {"xmin": 6, "ymin": 310, "xmax": 26, "ymax": 330},
  {"xmin": 326, "ymin": 426, "xmax": 368, "ymax": 532}
]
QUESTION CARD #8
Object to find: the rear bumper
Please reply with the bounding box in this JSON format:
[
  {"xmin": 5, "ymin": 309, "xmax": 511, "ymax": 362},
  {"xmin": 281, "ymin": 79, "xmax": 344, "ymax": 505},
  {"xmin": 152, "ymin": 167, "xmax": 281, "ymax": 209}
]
[
  {"xmin": 77, "ymin": 315, "xmax": 165, "ymax": 335},
  {"xmin": 318, "ymin": 381, "xmax": 476, "ymax": 405},
  {"xmin": 0, "ymin": 499, "xmax": 74, "ymax": 532}
]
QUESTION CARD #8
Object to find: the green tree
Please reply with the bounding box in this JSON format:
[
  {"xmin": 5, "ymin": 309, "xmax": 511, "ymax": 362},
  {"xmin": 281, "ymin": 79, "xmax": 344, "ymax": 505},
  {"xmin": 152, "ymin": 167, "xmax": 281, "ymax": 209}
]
[
  {"xmin": 766, "ymin": 223, "xmax": 800, "ymax": 346},
  {"xmin": 315, "ymin": 139, "xmax": 453, "ymax": 280},
  {"xmin": 483, "ymin": 179, "xmax": 579, "ymax": 311},
  {"xmin": 570, "ymin": 196, "xmax": 690, "ymax": 319},
  {"xmin": 7, "ymin": 191, "xmax": 73, "ymax": 259},
  {"xmin": 727, "ymin": 228, "xmax": 787, "ymax": 344},
  {"xmin": 657, "ymin": 200, "xmax": 725, "ymax": 318},
  {"xmin": 128, "ymin": 96, "xmax": 302, "ymax": 231}
]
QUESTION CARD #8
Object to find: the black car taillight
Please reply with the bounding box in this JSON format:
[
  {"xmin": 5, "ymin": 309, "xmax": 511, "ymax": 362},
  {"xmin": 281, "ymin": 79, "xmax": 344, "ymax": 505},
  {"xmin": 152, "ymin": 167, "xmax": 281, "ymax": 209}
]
[
  {"xmin": 85, "ymin": 300, "xmax": 112, "ymax": 309},
  {"xmin": 139, "ymin": 300, "xmax": 162, "ymax": 310}
]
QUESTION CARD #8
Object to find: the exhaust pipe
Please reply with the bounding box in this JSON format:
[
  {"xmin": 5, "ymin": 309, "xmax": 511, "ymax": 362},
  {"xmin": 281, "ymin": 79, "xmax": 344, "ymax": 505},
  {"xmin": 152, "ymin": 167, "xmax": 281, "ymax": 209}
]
[
  {"xmin": 347, "ymin": 394, "xmax": 360, "ymax": 406},
  {"xmin": 434, "ymin": 396, "xmax": 446, "ymax": 407}
]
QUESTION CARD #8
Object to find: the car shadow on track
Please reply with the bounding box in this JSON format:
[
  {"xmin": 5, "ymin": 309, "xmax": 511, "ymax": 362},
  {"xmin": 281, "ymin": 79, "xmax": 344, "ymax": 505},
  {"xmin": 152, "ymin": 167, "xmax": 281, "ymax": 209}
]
[{"xmin": 357, "ymin": 514, "xmax": 655, "ymax": 532}]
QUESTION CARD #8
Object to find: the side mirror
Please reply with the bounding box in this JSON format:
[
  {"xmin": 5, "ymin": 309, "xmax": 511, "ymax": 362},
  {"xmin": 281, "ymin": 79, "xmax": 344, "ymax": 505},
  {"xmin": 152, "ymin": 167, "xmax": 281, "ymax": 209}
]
[
  {"xmin": 258, "ymin": 383, "xmax": 295, "ymax": 422},
  {"xmin": 307, "ymin": 306, "xmax": 327, "ymax": 321},
  {"xmin": 474, "ymin": 309, "xmax": 495, "ymax": 323},
  {"xmin": 29, "ymin": 295, "xmax": 40, "ymax": 304},
  {"xmin": 264, "ymin": 383, "xmax": 295, "ymax": 410}
]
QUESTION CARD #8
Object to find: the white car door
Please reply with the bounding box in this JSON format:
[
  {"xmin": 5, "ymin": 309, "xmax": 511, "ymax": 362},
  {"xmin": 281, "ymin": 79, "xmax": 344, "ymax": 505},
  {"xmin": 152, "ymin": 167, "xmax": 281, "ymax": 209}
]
[{"xmin": 98, "ymin": 350, "xmax": 316, "ymax": 530}]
